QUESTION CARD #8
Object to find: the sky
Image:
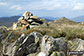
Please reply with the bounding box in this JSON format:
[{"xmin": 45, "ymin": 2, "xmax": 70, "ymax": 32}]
[{"xmin": 0, "ymin": 0, "xmax": 84, "ymax": 18}]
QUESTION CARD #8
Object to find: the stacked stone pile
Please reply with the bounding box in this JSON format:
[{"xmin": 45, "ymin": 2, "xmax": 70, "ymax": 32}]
[{"xmin": 12, "ymin": 11, "xmax": 47, "ymax": 30}]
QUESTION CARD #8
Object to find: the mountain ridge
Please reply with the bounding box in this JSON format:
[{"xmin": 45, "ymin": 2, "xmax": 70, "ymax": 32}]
[
  {"xmin": 0, "ymin": 15, "xmax": 83, "ymax": 27},
  {"xmin": 71, "ymin": 15, "xmax": 84, "ymax": 22}
]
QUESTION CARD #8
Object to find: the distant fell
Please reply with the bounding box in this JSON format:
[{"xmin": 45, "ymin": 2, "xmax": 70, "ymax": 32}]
[
  {"xmin": 0, "ymin": 16, "xmax": 20, "ymax": 23},
  {"xmin": 54, "ymin": 17, "xmax": 78, "ymax": 24},
  {"xmin": 71, "ymin": 15, "xmax": 84, "ymax": 22},
  {"xmin": 0, "ymin": 16, "xmax": 20, "ymax": 27}
]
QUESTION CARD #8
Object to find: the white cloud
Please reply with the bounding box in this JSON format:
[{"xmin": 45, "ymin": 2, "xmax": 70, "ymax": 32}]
[
  {"xmin": 25, "ymin": 0, "xmax": 77, "ymax": 10},
  {"xmin": 73, "ymin": 3, "xmax": 84, "ymax": 10},
  {"xmin": 26, "ymin": 0, "xmax": 62, "ymax": 10},
  {"xmin": 0, "ymin": 2, "xmax": 8, "ymax": 6},
  {"xmin": 5, "ymin": 0, "xmax": 84, "ymax": 11},
  {"xmin": 47, "ymin": 3, "xmax": 61, "ymax": 10},
  {"xmin": 10, "ymin": 5, "xmax": 22, "ymax": 10}
]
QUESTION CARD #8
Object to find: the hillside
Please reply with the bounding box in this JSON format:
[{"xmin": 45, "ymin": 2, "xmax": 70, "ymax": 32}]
[
  {"xmin": 54, "ymin": 17, "xmax": 78, "ymax": 24},
  {"xmin": 0, "ymin": 16, "xmax": 20, "ymax": 27},
  {"xmin": 0, "ymin": 11, "xmax": 84, "ymax": 56},
  {"xmin": 0, "ymin": 16, "xmax": 20, "ymax": 22}
]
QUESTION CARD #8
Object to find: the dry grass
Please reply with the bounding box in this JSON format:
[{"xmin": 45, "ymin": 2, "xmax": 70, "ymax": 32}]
[
  {"xmin": 48, "ymin": 22, "xmax": 84, "ymax": 40},
  {"xmin": 4, "ymin": 21, "xmax": 84, "ymax": 42},
  {"xmin": 11, "ymin": 22, "xmax": 84, "ymax": 40}
]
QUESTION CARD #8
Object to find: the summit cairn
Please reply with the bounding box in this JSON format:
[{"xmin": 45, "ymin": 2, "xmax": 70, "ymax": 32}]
[
  {"xmin": 12, "ymin": 11, "xmax": 47, "ymax": 30},
  {"xmin": 22, "ymin": 11, "xmax": 33, "ymax": 20}
]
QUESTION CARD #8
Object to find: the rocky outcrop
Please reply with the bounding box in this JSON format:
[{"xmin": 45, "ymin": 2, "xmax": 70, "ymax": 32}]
[
  {"xmin": 0, "ymin": 30, "xmax": 84, "ymax": 56},
  {"xmin": 3, "ymin": 32, "xmax": 42, "ymax": 56},
  {"xmin": 2, "ymin": 32, "xmax": 67, "ymax": 56},
  {"xmin": 68, "ymin": 38, "xmax": 84, "ymax": 51},
  {"xmin": 0, "ymin": 26, "xmax": 8, "ymax": 56},
  {"xmin": 41, "ymin": 35, "xmax": 66, "ymax": 56},
  {"xmin": 0, "ymin": 26, "xmax": 8, "ymax": 42},
  {"xmin": 12, "ymin": 11, "xmax": 48, "ymax": 30}
]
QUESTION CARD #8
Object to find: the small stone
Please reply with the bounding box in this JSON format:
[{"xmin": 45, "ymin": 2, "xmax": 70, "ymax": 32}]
[
  {"xmin": 20, "ymin": 20, "xmax": 28, "ymax": 25},
  {"xmin": 12, "ymin": 22, "xmax": 18, "ymax": 30},
  {"xmin": 37, "ymin": 52, "xmax": 46, "ymax": 56},
  {"xmin": 23, "ymin": 11, "xmax": 33, "ymax": 20},
  {"xmin": 40, "ymin": 19, "xmax": 46, "ymax": 22},
  {"xmin": 31, "ymin": 22, "xmax": 40, "ymax": 25},
  {"xmin": 18, "ymin": 17, "xmax": 24, "ymax": 21},
  {"xmin": 30, "ymin": 16, "xmax": 38, "ymax": 19},
  {"xmin": 29, "ymin": 25, "xmax": 39, "ymax": 29},
  {"xmin": 28, "ymin": 19, "xmax": 33, "ymax": 22}
]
